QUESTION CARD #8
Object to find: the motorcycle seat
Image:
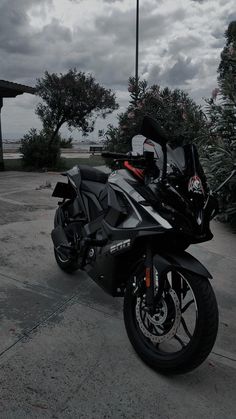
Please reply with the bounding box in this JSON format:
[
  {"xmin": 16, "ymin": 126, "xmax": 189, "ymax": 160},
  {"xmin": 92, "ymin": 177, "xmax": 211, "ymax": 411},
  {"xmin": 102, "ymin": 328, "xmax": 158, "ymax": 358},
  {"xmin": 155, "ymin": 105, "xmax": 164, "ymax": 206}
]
[{"xmin": 79, "ymin": 165, "xmax": 109, "ymax": 184}]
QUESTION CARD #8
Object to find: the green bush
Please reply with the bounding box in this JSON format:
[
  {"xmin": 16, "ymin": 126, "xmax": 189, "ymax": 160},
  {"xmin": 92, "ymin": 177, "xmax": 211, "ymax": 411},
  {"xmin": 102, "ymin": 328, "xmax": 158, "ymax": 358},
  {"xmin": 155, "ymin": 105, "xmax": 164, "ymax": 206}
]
[
  {"xmin": 104, "ymin": 78, "xmax": 210, "ymax": 153},
  {"xmin": 203, "ymin": 21, "xmax": 236, "ymax": 227},
  {"xmin": 201, "ymin": 139, "xmax": 236, "ymax": 227},
  {"xmin": 20, "ymin": 128, "xmax": 61, "ymax": 169},
  {"xmin": 59, "ymin": 135, "xmax": 73, "ymax": 148}
]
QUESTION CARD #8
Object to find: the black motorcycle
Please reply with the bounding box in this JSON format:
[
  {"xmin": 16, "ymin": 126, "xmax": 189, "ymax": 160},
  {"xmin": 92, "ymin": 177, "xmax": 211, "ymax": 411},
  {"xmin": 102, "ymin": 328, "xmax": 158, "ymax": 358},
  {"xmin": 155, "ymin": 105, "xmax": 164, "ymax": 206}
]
[{"xmin": 51, "ymin": 116, "xmax": 235, "ymax": 374}]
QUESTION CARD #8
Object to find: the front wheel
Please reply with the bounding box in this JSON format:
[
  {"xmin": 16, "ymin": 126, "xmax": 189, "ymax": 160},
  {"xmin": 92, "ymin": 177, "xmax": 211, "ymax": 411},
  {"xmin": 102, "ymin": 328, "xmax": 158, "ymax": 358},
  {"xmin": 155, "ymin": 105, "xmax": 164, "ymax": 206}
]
[{"xmin": 123, "ymin": 268, "xmax": 218, "ymax": 374}]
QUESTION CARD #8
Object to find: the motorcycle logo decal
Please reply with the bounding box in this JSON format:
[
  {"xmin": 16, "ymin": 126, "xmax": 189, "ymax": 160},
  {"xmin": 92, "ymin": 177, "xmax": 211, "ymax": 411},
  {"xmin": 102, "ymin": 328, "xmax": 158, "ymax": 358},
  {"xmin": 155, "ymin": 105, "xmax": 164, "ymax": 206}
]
[
  {"xmin": 110, "ymin": 239, "xmax": 131, "ymax": 254},
  {"xmin": 188, "ymin": 175, "xmax": 204, "ymax": 195}
]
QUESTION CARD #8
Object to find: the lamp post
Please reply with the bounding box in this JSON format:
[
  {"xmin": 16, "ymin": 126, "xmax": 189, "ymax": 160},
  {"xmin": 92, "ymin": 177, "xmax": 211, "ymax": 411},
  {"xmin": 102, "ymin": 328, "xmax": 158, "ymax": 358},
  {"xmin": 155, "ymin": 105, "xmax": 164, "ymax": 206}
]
[{"xmin": 135, "ymin": 0, "xmax": 139, "ymax": 102}]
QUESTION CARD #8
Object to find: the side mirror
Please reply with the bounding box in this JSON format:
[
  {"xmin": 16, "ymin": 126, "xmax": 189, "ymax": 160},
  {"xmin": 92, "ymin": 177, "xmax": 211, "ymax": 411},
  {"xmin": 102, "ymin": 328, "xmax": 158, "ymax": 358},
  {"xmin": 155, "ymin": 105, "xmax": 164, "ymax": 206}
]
[
  {"xmin": 140, "ymin": 115, "xmax": 168, "ymax": 148},
  {"xmin": 131, "ymin": 134, "xmax": 145, "ymax": 155}
]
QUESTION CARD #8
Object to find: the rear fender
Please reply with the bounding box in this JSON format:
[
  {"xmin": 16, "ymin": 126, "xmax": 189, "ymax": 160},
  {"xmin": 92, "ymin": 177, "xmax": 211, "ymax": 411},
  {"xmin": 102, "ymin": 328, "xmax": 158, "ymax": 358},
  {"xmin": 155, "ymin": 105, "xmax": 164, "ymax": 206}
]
[{"xmin": 153, "ymin": 251, "xmax": 212, "ymax": 279}]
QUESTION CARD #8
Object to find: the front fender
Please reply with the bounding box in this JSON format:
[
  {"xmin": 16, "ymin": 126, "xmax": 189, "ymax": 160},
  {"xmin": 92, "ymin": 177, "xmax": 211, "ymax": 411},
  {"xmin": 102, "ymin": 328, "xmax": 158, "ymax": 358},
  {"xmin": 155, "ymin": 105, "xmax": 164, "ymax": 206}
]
[{"xmin": 153, "ymin": 251, "xmax": 212, "ymax": 279}]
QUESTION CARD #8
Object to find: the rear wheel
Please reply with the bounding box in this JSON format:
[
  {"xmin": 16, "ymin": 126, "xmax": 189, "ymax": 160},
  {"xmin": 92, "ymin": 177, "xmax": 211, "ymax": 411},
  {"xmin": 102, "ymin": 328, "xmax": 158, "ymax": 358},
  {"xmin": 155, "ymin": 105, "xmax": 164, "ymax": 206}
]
[
  {"xmin": 54, "ymin": 247, "xmax": 80, "ymax": 273},
  {"xmin": 123, "ymin": 267, "xmax": 218, "ymax": 374},
  {"xmin": 53, "ymin": 207, "xmax": 80, "ymax": 273}
]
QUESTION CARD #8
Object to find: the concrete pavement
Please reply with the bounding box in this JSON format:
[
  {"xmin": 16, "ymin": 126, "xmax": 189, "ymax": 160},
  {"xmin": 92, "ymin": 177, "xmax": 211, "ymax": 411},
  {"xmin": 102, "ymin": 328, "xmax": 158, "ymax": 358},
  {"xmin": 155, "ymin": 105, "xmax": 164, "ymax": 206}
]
[{"xmin": 0, "ymin": 171, "xmax": 235, "ymax": 418}]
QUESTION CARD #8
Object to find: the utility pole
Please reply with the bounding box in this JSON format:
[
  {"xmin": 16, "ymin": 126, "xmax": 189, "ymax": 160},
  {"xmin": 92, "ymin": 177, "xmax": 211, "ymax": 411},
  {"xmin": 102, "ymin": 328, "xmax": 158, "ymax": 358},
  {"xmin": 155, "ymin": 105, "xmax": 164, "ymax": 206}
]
[{"xmin": 135, "ymin": 0, "xmax": 139, "ymax": 103}]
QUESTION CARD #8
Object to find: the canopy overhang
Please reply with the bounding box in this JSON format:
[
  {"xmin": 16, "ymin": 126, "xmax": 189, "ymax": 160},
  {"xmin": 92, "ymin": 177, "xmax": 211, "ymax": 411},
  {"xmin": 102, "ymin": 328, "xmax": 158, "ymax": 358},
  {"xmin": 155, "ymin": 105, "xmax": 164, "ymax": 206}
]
[
  {"xmin": 0, "ymin": 80, "xmax": 36, "ymax": 171},
  {"xmin": 0, "ymin": 80, "xmax": 36, "ymax": 98}
]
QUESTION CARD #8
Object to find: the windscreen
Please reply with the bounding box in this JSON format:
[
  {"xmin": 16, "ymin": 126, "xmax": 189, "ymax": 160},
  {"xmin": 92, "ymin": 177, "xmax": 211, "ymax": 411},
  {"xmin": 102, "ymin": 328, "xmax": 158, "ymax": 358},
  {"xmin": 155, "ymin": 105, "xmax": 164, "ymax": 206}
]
[
  {"xmin": 167, "ymin": 146, "xmax": 186, "ymax": 174},
  {"xmin": 143, "ymin": 140, "xmax": 186, "ymax": 175}
]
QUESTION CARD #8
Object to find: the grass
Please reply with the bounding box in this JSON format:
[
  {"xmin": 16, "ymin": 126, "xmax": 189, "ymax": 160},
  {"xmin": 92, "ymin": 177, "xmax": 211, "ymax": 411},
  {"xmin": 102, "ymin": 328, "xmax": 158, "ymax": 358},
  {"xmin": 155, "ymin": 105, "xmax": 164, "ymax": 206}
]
[
  {"xmin": 4, "ymin": 155, "xmax": 106, "ymax": 172},
  {"xmin": 61, "ymin": 155, "xmax": 106, "ymax": 169},
  {"xmin": 4, "ymin": 159, "xmax": 24, "ymax": 171}
]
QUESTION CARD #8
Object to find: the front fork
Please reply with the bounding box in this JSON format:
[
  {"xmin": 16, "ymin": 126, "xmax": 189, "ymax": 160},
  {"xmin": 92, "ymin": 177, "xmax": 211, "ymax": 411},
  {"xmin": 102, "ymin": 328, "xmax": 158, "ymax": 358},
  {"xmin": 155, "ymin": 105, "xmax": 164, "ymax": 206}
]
[
  {"xmin": 144, "ymin": 244, "xmax": 168, "ymax": 314},
  {"xmin": 145, "ymin": 244, "xmax": 155, "ymax": 312}
]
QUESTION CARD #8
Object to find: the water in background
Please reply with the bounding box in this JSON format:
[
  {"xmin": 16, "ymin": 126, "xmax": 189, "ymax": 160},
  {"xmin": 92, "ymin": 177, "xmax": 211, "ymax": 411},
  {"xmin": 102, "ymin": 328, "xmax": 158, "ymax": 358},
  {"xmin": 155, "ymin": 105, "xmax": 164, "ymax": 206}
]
[{"xmin": 3, "ymin": 139, "xmax": 102, "ymax": 152}]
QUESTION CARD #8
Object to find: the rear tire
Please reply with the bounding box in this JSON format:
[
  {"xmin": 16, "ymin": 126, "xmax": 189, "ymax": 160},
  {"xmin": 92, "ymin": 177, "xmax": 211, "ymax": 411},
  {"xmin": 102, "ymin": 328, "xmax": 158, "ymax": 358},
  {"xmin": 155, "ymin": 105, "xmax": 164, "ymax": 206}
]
[
  {"xmin": 53, "ymin": 207, "xmax": 80, "ymax": 273},
  {"xmin": 123, "ymin": 269, "xmax": 218, "ymax": 374},
  {"xmin": 54, "ymin": 248, "xmax": 80, "ymax": 273}
]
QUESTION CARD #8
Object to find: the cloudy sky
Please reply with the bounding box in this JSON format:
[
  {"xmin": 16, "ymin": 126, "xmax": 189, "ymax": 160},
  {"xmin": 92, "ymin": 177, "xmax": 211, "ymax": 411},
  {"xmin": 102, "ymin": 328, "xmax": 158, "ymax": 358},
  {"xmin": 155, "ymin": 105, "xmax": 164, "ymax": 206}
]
[{"xmin": 0, "ymin": 0, "xmax": 235, "ymax": 139}]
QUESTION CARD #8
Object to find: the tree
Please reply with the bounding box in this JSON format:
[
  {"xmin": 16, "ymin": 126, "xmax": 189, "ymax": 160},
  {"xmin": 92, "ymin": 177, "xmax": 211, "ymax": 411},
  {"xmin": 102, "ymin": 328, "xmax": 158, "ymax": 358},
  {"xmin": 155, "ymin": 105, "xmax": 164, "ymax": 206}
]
[
  {"xmin": 35, "ymin": 69, "xmax": 119, "ymax": 140},
  {"xmin": 204, "ymin": 21, "xmax": 236, "ymax": 226},
  {"xmin": 104, "ymin": 77, "xmax": 210, "ymax": 153},
  {"xmin": 218, "ymin": 21, "xmax": 236, "ymax": 103}
]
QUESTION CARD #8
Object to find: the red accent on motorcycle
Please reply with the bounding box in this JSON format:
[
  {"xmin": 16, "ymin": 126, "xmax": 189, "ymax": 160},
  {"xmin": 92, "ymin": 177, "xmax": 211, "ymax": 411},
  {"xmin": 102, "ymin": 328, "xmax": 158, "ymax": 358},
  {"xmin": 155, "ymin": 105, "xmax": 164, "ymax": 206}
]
[
  {"xmin": 145, "ymin": 267, "xmax": 151, "ymax": 288},
  {"xmin": 124, "ymin": 161, "xmax": 144, "ymax": 180}
]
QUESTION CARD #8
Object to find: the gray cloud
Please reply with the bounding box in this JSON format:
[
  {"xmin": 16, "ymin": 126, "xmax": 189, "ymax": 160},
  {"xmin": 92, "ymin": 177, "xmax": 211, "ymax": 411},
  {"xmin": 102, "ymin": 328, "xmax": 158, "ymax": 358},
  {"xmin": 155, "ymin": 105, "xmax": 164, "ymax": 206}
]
[
  {"xmin": 0, "ymin": 1, "xmax": 33, "ymax": 54},
  {"xmin": 146, "ymin": 64, "xmax": 161, "ymax": 85},
  {"xmin": 0, "ymin": 0, "xmax": 218, "ymax": 90},
  {"xmin": 211, "ymin": 38, "xmax": 224, "ymax": 49},
  {"xmin": 69, "ymin": 0, "xmax": 124, "ymax": 2},
  {"xmin": 95, "ymin": 4, "xmax": 187, "ymax": 48},
  {"xmin": 60, "ymin": 3, "xmax": 187, "ymax": 89},
  {"xmin": 162, "ymin": 56, "xmax": 201, "ymax": 86},
  {"xmin": 227, "ymin": 12, "xmax": 236, "ymax": 24},
  {"xmin": 0, "ymin": 0, "xmax": 234, "ymax": 139},
  {"xmin": 167, "ymin": 35, "xmax": 203, "ymax": 56},
  {"xmin": 0, "ymin": 0, "xmax": 72, "ymax": 80},
  {"xmin": 103, "ymin": 0, "xmax": 124, "ymax": 3},
  {"xmin": 0, "ymin": 0, "xmax": 53, "ymax": 50}
]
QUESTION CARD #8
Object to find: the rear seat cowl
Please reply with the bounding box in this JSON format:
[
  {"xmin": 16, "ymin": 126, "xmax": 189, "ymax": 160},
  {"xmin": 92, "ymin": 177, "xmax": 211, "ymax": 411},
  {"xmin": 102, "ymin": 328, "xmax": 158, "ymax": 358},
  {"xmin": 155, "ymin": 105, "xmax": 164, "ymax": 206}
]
[{"xmin": 79, "ymin": 165, "xmax": 108, "ymax": 183}]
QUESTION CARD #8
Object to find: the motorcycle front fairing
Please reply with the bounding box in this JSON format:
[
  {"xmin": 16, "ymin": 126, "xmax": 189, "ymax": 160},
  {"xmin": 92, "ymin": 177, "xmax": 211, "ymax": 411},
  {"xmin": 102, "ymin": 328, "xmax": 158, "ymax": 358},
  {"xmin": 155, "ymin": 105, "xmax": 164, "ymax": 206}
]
[
  {"xmin": 85, "ymin": 177, "xmax": 213, "ymax": 297},
  {"xmin": 84, "ymin": 166, "xmax": 205, "ymax": 297},
  {"xmin": 83, "ymin": 169, "xmax": 169, "ymax": 295}
]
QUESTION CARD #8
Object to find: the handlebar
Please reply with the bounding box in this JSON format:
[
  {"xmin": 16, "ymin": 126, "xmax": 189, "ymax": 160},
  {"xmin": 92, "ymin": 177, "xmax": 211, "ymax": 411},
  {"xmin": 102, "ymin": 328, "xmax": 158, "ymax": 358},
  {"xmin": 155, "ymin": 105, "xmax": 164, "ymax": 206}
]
[
  {"xmin": 101, "ymin": 151, "xmax": 155, "ymax": 162},
  {"xmin": 101, "ymin": 152, "xmax": 129, "ymax": 159}
]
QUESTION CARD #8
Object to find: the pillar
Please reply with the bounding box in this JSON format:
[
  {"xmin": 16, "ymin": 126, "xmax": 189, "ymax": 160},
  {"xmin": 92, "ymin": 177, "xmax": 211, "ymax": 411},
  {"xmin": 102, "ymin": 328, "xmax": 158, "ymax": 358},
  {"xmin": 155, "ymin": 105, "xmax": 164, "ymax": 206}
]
[{"xmin": 0, "ymin": 97, "xmax": 4, "ymax": 171}]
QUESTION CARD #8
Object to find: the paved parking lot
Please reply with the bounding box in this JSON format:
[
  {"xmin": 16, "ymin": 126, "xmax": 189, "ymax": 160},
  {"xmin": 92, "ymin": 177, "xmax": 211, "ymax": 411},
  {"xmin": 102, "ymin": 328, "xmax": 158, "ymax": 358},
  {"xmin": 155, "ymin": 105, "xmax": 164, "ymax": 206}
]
[{"xmin": 0, "ymin": 171, "xmax": 236, "ymax": 418}]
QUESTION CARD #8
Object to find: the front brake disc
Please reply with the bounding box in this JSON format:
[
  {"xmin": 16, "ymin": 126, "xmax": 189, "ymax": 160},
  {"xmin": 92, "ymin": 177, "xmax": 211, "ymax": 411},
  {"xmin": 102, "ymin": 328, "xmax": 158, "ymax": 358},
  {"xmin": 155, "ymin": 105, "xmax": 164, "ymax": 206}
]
[{"xmin": 135, "ymin": 289, "xmax": 182, "ymax": 344}]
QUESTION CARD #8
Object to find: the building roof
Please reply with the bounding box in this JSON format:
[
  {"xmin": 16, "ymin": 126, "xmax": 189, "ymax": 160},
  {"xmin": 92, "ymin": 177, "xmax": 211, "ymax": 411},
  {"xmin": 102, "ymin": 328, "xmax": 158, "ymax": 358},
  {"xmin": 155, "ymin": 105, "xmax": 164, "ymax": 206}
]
[{"xmin": 0, "ymin": 80, "xmax": 36, "ymax": 98}]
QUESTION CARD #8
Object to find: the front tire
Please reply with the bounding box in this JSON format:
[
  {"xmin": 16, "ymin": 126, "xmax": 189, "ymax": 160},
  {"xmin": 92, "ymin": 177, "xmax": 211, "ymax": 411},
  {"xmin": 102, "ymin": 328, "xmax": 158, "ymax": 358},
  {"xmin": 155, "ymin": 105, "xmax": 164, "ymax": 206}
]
[{"xmin": 123, "ymin": 269, "xmax": 218, "ymax": 374}]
